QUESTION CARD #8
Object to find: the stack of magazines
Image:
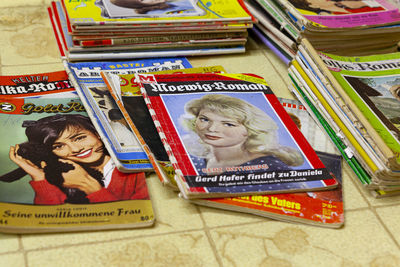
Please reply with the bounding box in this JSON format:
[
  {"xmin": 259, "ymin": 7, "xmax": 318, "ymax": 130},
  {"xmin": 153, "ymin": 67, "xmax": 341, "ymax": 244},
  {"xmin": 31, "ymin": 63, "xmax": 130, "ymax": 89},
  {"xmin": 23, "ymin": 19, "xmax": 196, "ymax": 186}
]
[
  {"xmin": 97, "ymin": 66, "xmax": 346, "ymax": 228},
  {"xmin": 47, "ymin": 0, "xmax": 254, "ymax": 61},
  {"xmin": 0, "ymin": 65, "xmax": 346, "ymax": 233},
  {"xmin": 243, "ymin": 0, "xmax": 400, "ymax": 63},
  {"xmin": 288, "ymin": 38, "xmax": 400, "ymax": 198}
]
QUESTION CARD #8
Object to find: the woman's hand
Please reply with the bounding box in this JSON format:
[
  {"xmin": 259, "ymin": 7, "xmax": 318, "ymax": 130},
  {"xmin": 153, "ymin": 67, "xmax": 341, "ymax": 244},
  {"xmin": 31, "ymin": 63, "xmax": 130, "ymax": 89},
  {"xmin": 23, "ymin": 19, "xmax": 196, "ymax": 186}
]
[
  {"xmin": 9, "ymin": 144, "xmax": 45, "ymax": 181},
  {"xmin": 59, "ymin": 159, "xmax": 103, "ymax": 195}
]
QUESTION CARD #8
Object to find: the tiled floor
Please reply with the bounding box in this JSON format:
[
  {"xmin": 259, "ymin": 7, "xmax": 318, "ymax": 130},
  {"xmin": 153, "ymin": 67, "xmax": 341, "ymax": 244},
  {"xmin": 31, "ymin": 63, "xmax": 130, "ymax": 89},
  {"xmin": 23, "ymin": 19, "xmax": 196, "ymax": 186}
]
[{"xmin": 1, "ymin": 1, "xmax": 400, "ymax": 266}]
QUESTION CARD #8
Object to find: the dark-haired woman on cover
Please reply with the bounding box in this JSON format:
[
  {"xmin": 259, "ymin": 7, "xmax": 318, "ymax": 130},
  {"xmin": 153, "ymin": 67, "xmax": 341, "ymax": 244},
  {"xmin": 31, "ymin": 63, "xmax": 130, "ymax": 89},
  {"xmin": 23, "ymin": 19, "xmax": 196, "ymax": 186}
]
[{"xmin": 8, "ymin": 114, "xmax": 149, "ymax": 205}]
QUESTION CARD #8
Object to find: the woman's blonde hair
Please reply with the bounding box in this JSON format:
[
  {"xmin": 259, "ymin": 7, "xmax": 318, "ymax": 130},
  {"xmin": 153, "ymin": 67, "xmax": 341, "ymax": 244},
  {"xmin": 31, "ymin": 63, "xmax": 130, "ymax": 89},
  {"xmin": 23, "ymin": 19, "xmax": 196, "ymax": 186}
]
[{"xmin": 181, "ymin": 94, "xmax": 303, "ymax": 166}]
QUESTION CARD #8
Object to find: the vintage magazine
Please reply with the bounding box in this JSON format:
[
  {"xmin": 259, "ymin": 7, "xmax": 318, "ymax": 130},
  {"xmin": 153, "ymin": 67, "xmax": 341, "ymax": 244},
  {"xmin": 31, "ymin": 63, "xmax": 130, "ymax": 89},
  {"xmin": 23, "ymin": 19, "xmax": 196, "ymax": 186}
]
[
  {"xmin": 102, "ymin": 66, "xmax": 226, "ymax": 189},
  {"xmin": 137, "ymin": 73, "xmax": 338, "ymax": 199},
  {"xmin": 290, "ymin": 55, "xmax": 384, "ymax": 177},
  {"xmin": 289, "ymin": 59, "xmax": 393, "ymax": 184},
  {"xmin": 288, "ymin": 63, "xmax": 400, "ymax": 196},
  {"xmin": 65, "ymin": 58, "xmax": 192, "ymax": 172},
  {"xmin": 190, "ymin": 97, "xmax": 344, "ymax": 228},
  {"xmin": 296, "ymin": 40, "xmax": 400, "ymax": 183},
  {"xmin": 288, "ymin": 41, "xmax": 400, "ymax": 193},
  {"xmin": 278, "ymin": 0, "xmax": 400, "ymax": 28},
  {"xmin": 61, "ymin": 0, "xmax": 252, "ymax": 26},
  {"xmin": 0, "ymin": 72, "xmax": 154, "ymax": 233},
  {"xmin": 317, "ymin": 50, "xmax": 400, "ymax": 170}
]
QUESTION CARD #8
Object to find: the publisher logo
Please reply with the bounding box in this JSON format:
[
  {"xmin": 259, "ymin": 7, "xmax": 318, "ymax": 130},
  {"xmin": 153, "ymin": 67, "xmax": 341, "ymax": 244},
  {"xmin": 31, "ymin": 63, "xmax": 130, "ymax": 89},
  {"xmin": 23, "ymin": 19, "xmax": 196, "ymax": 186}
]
[
  {"xmin": 139, "ymin": 75, "xmax": 156, "ymax": 84},
  {"xmin": 0, "ymin": 102, "xmax": 16, "ymax": 112}
]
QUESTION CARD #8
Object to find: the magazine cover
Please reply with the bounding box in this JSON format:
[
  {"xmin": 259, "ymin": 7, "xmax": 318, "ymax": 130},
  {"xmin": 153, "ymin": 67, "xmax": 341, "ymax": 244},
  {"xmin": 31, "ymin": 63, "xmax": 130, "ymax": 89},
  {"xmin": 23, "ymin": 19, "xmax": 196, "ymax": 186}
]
[
  {"xmin": 65, "ymin": 58, "xmax": 191, "ymax": 172},
  {"xmin": 0, "ymin": 75, "xmax": 154, "ymax": 233},
  {"xmin": 103, "ymin": 66, "xmax": 226, "ymax": 188},
  {"xmin": 190, "ymin": 97, "xmax": 344, "ymax": 228},
  {"xmin": 137, "ymin": 73, "xmax": 338, "ymax": 199},
  {"xmin": 284, "ymin": 0, "xmax": 400, "ymax": 28},
  {"xmin": 318, "ymin": 50, "xmax": 400, "ymax": 170},
  {"xmin": 61, "ymin": 0, "xmax": 252, "ymax": 25}
]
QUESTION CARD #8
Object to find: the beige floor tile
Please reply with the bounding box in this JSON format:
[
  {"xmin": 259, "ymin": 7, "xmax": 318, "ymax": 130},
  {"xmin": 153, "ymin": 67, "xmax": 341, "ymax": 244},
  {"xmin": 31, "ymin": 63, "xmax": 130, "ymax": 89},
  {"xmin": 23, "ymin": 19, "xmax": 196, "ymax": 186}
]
[
  {"xmin": 209, "ymin": 209, "xmax": 400, "ymax": 266},
  {"xmin": 27, "ymin": 230, "xmax": 219, "ymax": 267},
  {"xmin": 21, "ymin": 175, "xmax": 204, "ymax": 250},
  {"xmin": 261, "ymin": 49, "xmax": 293, "ymax": 88},
  {"xmin": 198, "ymin": 205, "xmax": 267, "ymax": 228},
  {"xmin": 341, "ymin": 163, "xmax": 369, "ymax": 210},
  {"xmin": 0, "ymin": 253, "xmax": 25, "ymax": 267},
  {"xmin": 190, "ymin": 50, "xmax": 289, "ymax": 95},
  {"xmin": 0, "ymin": 233, "xmax": 19, "ymax": 253},
  {"xmin": 376, "ymin": 205, "xmax": 400, "ymax": 245},
  {"xmin": 0, "ymin": 5, "xmax": 60, "ymax": 66},
  {"xmin": 1, "ymin": 63, "xmax": 64, "ymax": 75},
  {"xmin": 0, "ymin": 0, "xmax": 50, "ymax": 8}
]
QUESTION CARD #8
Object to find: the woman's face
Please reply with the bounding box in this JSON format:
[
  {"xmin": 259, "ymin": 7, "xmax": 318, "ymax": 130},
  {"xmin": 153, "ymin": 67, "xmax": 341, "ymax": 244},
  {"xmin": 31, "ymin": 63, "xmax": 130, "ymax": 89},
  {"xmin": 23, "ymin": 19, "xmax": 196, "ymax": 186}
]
[
  {"xmin": 195, "ymin": 108, "xmax": 248, "ymax": 148},
  {"xmin": 51, "ymin": 126, "xmax": 104, "ymax": 164}
]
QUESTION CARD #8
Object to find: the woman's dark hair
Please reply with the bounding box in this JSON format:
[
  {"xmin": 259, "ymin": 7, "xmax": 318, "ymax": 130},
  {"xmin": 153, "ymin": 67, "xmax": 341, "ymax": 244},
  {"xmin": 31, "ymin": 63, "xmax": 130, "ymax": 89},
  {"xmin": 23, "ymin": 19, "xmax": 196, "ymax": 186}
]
[{"xmin": 23, "ymin": 114, "xmax": 98, "ymax": 148}]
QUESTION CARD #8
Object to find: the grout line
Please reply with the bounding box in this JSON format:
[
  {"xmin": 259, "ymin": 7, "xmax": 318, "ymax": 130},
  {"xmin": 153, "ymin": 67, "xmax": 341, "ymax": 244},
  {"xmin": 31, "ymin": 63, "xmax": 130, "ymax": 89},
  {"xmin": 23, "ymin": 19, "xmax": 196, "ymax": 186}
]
[
  {"xmin": 18, "ymin": 235, "xmax": 29, "ymax": 267},
  {"xmin": 197, "ymin": 206, "xmax": 224, "ymax": 267},
  {"xmin": 371, "ymin": 206, "xmax": 400, "ymax": 249},
  {"xmin": 345, "ymin": 164, "xmax": 400, "ymax": 249},
  {"xmin": 15, "ymin": 219, "xmax": 268, "ymax": 254}
]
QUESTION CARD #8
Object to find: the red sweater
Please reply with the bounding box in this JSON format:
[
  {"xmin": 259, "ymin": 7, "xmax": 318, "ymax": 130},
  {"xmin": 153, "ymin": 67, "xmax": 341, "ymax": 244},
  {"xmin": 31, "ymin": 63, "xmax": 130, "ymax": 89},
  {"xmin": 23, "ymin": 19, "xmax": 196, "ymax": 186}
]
[{"xmin": 30, "ymin": 168, "xmax": 149, "ymax": 205}]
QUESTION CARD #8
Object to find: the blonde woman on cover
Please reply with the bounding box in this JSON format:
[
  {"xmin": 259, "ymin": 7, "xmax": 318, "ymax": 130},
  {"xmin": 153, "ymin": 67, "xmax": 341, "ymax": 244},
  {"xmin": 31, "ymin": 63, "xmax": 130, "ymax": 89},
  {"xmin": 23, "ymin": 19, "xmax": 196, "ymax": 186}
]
[{"xmin": 181, "ymin": 94, "xmax": 304, "ymax": 175}]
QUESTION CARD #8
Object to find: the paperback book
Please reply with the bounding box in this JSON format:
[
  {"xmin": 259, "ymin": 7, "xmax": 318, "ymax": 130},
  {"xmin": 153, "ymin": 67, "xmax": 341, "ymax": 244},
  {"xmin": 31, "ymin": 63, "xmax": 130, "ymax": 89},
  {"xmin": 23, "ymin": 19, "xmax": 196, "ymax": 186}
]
[
  {"xmin": 0, "ymin": 71, "xmax": 154, "ymax": 233},
  {"xmin": 190, "ymin": 97, "xmax": 344, "ymax": 228},
  {"xmin": 137, "ymin": 73, "xmax": 338, "ymax": 199},
  {"xmin": 65, "ymin": 58, "xmax": 191, "ymax": 172}
]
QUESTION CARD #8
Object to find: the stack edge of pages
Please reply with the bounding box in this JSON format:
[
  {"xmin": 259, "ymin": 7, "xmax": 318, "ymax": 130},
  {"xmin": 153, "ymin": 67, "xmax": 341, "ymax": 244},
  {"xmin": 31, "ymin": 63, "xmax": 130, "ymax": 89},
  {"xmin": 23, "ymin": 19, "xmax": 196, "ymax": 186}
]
[{"xmin": 48, "ymin": 0, "xmax": 254, "ymax": 61}]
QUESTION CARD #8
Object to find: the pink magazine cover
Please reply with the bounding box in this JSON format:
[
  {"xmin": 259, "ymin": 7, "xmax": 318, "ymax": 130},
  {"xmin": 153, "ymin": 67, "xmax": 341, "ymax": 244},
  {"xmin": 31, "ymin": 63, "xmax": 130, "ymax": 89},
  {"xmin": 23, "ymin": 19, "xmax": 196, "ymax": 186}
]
[{"xmin": 289, "ymin": 0, "xmax": 400, "ymax": 28}]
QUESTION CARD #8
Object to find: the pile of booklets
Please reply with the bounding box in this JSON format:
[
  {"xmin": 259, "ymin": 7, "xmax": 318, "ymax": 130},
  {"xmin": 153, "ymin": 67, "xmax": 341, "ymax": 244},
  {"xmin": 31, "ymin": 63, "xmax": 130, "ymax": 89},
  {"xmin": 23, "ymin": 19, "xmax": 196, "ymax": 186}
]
[
  {"xmin": 48, "ymin": 0, "xmax": 254, "ymax": 61},
  {"xmin": 289, "ymin": 38, "xmax": 400, "ymax": 198},
  {"xmin": 244, "ymin": 0, "xmax": 400, "ymax": 63},
  {"xmin": 70, "ymin": 59, "xmax": 348, "ymax": 228},
  {"xmin": 0, "ymin": 60, "xmax": 347, "ymax": 232}
]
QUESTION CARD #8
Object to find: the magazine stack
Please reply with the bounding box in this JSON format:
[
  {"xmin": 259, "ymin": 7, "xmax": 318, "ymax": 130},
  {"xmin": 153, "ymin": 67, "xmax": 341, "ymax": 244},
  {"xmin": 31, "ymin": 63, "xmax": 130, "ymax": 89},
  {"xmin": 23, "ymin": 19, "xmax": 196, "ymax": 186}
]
[
  {"xmin": 288, "ymin": 38, "xmax": 400, "ymax": 198},
  {"xmin": 243, "ymin": 0, "xmax": 400, "ymax": 63},
  {"xmin": 98, "ymin": 68, "xmax": 346, "ymax": 228},
  {"xmin": 47, "ymin": 0, "xmax": 254, "ymax": 61}
]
